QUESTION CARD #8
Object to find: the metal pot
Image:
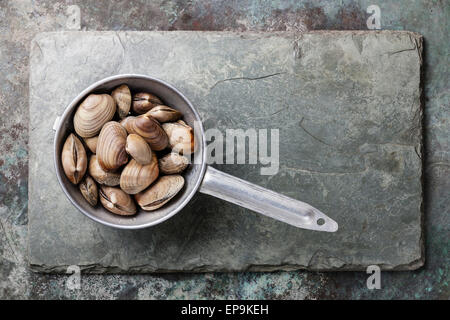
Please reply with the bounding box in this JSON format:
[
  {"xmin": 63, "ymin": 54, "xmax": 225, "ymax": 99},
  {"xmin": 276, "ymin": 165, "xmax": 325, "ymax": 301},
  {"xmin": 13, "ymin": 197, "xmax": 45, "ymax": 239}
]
[{"xmin": 53, "ymin": 74, "xmax": 338, "ymax": 232}]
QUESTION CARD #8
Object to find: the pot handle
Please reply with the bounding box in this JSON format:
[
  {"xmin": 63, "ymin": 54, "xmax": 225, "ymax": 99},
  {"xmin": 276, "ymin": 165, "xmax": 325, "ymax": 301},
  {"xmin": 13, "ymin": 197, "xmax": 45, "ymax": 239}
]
[{"xmin": 199, "ymin": 166, "xmax": 338, "ymax": 232}]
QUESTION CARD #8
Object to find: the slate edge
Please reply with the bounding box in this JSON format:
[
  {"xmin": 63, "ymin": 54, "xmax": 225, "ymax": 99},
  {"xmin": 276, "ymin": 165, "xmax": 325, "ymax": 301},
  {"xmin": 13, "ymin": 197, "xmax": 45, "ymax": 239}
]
[{"xmin": 27, "ymin": 30, "xmax": 425, "ymax": 273}]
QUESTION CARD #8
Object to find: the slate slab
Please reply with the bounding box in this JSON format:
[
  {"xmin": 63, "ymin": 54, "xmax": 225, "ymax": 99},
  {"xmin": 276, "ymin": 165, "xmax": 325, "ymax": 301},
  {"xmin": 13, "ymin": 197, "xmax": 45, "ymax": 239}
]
[{"xmin": 28, "ymin": 31, "xmax": 423, "ymax": 272}]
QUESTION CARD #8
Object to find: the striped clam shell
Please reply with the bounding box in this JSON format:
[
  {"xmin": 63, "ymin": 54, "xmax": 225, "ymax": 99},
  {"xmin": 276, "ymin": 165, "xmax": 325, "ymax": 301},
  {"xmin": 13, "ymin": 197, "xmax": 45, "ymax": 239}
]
[
  {"xmin": 88, "ymin": 154, "xmax": 120, "ymax": 186},
  {"xmin": 125, "ymin": 114, "xmax": 169, "ymax": 151},
  {"xmin": 132, "ymin": 92, "xmax": 162, "ymax": 114},
  {"xmin": 120, "ymin": 154, "xmax": 159, "ymax": 195},
  {"xmin": 74, "ymin": 94, "xmax": 116, "ymax": 138},
  {"xmin": 111, "ymin": 84, "xmax": 131, "ymax": 119},
  {"xmin": 158, "ymin": 153, "xmax": 189, "ymax": 174},
  {"xmin": 61, "ymin": 133, "xmax": 87, "ymax": 184},
  {"xmin": 145, "ymin": 105, "xmax": 181, "ymax": 123},
  {"xmin": 125, "ymin": 134, "xmax": 153, "ymax": 165},
  {"xmin": 97, "ymin": 121, "xmax": 128, "ymax": 172},
  {"xmin": 161, "ymin": 121, "xmax": 195, "ymax": 155},
  {"xmin": 99, "ymin": 186, "xmax": 136, "ymax": 216},
  {"xmin": 135, "ymin": 175, "xmax": 184, "ymax": 211}
]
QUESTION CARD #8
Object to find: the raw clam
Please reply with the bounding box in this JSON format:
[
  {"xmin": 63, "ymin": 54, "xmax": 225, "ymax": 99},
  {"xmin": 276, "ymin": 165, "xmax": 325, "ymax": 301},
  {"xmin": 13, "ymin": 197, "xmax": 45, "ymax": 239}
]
[
  {"xmin": 162, "ymin": 121, "xmax": 195, "ymax": 155},
  {"xmin": 99, "ymin": 186, "xmax": 136, "ymax": 216},
  {"xmin": 125, "ymin": 114, "xmax": 169, "ymax": 151},
  {"xmin": 146, "ymin": 105, "xmax": 181, "ymax": 123},
  {"xmin": 112, "ymin": 84, "xmax": 131, "ymax": 119},
  {"xmin": 120, "ymin": 155, "xmax": 159, "ymax": 194},
  {"xmin": 126, "ymin": 134, "xmax": 152, "ymax": 165},
  {"xmin": 83, "ymin": 136, "xmax": 98, "ymax": 153},
  {"xmin": 88, "ymin": 154, "xmax": 120, "ymax": 186},
  {"xmin": 97, "ymin": 121, "xmax": 128, "ymax": 171},
  {"xmin": 61, "ymin": 133, "xmax": 87, "ymax": 184},
  {"xmin": 135, "ymin": 175, "xmax": 184, "ymax": 211},
  {"xmin": 159, "ymin": 153, "xmax": 189, "ymax": 174},
  {"xmin": 120, "ymin": 116, "xmax": 135, "ymax": 131},
  {"xmin": 74, "ymin": 94, "xmax": 116, "ymax": 138},
  {"xmin": 79, "ymin": 175, "xmax": 98, "ymax": 206},
  {"xmin": 132, "ymin": 92, "xmax": 162, "ymax": 114}
]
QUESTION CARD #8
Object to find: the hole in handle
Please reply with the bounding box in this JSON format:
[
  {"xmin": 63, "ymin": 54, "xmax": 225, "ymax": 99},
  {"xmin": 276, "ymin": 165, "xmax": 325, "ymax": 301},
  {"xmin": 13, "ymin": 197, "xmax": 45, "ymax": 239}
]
[{"xmin": 316, "ymin": 218, "xmax": 325, "ymax": 226}]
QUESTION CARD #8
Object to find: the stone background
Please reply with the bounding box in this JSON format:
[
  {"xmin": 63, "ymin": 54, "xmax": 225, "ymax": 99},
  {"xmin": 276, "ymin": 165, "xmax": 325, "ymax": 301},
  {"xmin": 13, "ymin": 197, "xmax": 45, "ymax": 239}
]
[
  {"xmin": 0, "ymin": 0, "xmax": 448, "ymax": 299},
  {"xmin": 28, "ymin": 31, "xmax": 423, "ymax": 272}
]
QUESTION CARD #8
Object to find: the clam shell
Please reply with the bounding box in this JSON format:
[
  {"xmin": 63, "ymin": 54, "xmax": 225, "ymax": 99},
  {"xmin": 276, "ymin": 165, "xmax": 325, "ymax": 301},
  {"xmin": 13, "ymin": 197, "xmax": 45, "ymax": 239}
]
[
  {"xmin": 79, "ymin": 175, "xmax": 98, "ymax": 206},
  {"xmin": 74, "ymin": 94, "xmax": 116, "ymax": 138},
  {"xmin": 159, "ymin": 153, "xmax": 189, "ymax": 174},
  {"xmin": 135, "ymin": 175, "xmax": 184, "ymax": 211},
  {"xmin": 111, "ymin": 84, "xmax": 131, "ymax": 119},
  {"xmin": 99, "ymin": 186, "xmax": 136, "ymax": 216},
  {"xmin": 120, "ymin": 116, "xmax": 135, "ymax": 131},
  {"xmin": 126, "ymin": 114, "xmax": 169, "ymax": 151},
  {"xmin": 162, "ymin": 121, "xmax": 195, "ymax": 155},
  {"xmin": 125, "ymin": 134, "xmax": 152, "ymax": 165},
  {"xmin": 120, "ymin": 155, "xmax": 159, "ymax": 195},
  {"xmin": 61, "ymin": 133, "xmax": 87, "ymax": 184},
  {"xmin": 88, "ymin": 154, "xmax": 120, "ymax": 186},
  {"xmin": 146, "ymin": 105, "xmax": 181, "ymax": 123},
  {"xmin": 97, "ymin": 121, "xmax": 128, "ymax": 171},
  {"xmin": 83, "ymin": 136, "xmax": 98, "ymax": 153},
  {"xmin": 132, "ymin": 92, "xmax": 162, "ymax": 114}
]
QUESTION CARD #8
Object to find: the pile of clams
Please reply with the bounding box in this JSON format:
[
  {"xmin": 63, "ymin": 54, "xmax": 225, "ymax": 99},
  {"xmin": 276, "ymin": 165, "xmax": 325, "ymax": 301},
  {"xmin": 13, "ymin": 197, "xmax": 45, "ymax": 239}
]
[{"xmin": 61, "ymin": 84, "xmax": 194, "ymax": 216}]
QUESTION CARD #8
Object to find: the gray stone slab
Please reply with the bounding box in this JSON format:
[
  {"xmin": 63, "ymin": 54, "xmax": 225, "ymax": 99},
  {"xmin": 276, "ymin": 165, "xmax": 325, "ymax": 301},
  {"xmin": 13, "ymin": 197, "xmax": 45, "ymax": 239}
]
[{"xmin": 28, "ymin": 31, "xmax": 423, "ymax": 272}]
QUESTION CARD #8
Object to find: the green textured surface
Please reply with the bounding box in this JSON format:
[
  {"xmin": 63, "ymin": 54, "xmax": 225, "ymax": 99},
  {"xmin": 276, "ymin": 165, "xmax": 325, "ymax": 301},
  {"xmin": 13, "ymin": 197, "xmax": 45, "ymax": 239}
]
[
  {"xmin": 28, "ymin": 30, "xmax": 423, "ymax": 272},
  {"xmin": 0, "ymin": 0, "xmax": 448, "ymax": 299}
]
